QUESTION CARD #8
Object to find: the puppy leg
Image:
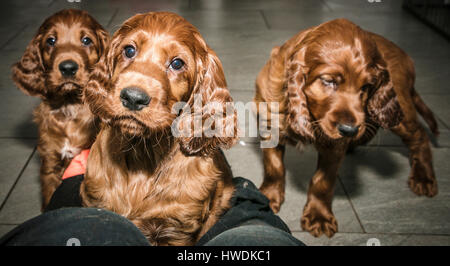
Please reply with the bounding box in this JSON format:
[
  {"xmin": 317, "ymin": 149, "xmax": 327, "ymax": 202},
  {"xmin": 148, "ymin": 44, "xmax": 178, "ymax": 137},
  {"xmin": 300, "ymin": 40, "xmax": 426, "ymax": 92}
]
[
  {"xmin": 301, "ymin": 146, "xmax": 346, "ymax": 237},
  {"xmin": 391, "ymin": 121, "xmax": 437, "ymax": 197},
  {"xmin": 39, "ymin": 154, "xmax": 65, "ymax": 210},
  {"xmin": 260, "ymin": 144, "xmax": 286, "ymax": 213}
]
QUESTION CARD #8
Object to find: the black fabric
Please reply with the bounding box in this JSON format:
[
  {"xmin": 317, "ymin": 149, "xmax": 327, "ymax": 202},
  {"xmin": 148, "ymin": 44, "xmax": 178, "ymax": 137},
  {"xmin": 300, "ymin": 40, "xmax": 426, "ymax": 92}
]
[
  {"xmin": 43, "ymin": 174, "xmax": 291, "ymax": 245},
  {"xmin": 0, "ymin": 207, "xmax": 150, "ymax": 246},
  {"xmin": 45, "ymin": 174, "xmax": 84, "ymax": 212},
  {"xmin": 196, "ymin": 177, "xmax": 291, "ymax": 245}
]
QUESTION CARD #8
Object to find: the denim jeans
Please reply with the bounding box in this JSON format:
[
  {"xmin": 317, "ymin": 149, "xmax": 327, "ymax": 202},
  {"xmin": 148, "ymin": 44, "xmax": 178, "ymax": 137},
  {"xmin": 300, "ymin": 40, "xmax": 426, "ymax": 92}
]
[{"xmin": 0, "ymin": 207, "xmax": 304, "ymax": 246}]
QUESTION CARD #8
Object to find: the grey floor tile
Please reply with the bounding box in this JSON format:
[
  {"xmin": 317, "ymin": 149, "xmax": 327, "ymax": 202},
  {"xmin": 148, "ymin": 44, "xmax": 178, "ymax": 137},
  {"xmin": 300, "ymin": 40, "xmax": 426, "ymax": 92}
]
[
  {"xmin": 339, "ymin": 147, "xmax": 450, "ymax": 235},
  {"xmin": 293, "ymin": 232, "xmax": 450, "ymax": 246},
  {"xmin": 202, "ymin": 28, "xmax": 298, "ymax": 91},
  {"xmin": 323, "ymin": 0, "xmax": 403, "ymax": 12},
  {"xmin": 190, "ymin": 0, "xmax": 325, "ymax": 11},
  {"xmin": 0, "ymin": 139, "xmax": 36, "ymax": 205},
  {"xmin": 0, "ymin": 23, "xmax": 28, "ymax": 50},
  {"xmin": 0, "ymin": 224, "xmax": 18, "ymax": 239},
  {"xmin": 364, "ymin": 123, "xmax": 449, "ymax": 148},
  {"xmin": 0, "ymin": 51, "xmax": 46, "ymax": 139},
  {"xmin": 1, "ymin": 11, "xmax": 114, "ymax": 52},
  {"xmin": 111, "ymin": 9, "xmax": 267, "ymax": 33},
  {"xmin": 0, "ymin": 152, "xmax": 41, "ymax": 224},
  {"xmin": 0, "ymin": 87, "xmax": 40, "ymax": 138},
  {"xmin": 223, "ymin": 144, "xmax": 363, "ymax": 233},
  {"xmin": 414, "ymin": 59, "xmax": 450, "ymax": 95},
  {"xmin": 421, "ymin": 95, "xmax": 450, "ymax": 128}
]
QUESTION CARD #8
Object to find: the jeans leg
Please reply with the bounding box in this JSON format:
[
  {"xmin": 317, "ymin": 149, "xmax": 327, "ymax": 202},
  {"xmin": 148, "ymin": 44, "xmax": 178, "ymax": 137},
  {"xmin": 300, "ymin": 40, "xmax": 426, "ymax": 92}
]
[
  {"xmin": 203, "ymin": 224, "xmax": 305, "ymax": 246},
  {"xmin": 0, "ymin": 207, "xmax": 150, "ymax": 246}
]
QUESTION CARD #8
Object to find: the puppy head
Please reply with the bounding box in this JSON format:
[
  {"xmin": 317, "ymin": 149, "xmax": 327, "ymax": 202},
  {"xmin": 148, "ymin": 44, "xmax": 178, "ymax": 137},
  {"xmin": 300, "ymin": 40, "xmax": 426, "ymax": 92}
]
[
  {"xmin": 85, "ymin": 12, "xmax": 237, "ymax": 155},
  {"xmin": 286, "ymin": 19, "xmax": 403, "ymax": 141},
  {"xmin": 12, "ymin": 9, "xmax": 109, "ymax": 101}
]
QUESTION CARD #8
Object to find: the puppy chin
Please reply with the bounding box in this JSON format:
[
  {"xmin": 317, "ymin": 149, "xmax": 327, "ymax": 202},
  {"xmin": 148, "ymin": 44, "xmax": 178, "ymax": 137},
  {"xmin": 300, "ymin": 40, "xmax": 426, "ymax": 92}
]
[
  {"xmin": 60, "ymin": 82, "xmax": 82, "ymax": 92},
  {"xmin": 318, "ymin": 123, "xmax": 342, "ymax": 140}
]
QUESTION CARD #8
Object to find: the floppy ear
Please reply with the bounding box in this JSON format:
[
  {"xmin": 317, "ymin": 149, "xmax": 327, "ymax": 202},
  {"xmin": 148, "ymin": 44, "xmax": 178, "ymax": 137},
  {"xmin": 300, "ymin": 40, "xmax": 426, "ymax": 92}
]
[
  {"xmin": 178, "ymin": 46, "xmax": 238, "ymax": 157},
  {"xmin": 95, "ymin": 26, "xmax": 110, "ymax": 57},
  {"xmin": 11, "ymin": 33, "xmax": 46, "ymax": 97},
  {"xmin": 274, "ymin": 34, "xmax": 316, "ymax": 143},
  {"xmin": 367, "ymin": 67, "xmax": 404, "ymax": 128},
  {"xmin": 285, "ymin": 50, "xmax": 315, "ymax": 142},
  {"xmin": 83, "ymin": 35, "xmax": 118, "ymax": 123}
]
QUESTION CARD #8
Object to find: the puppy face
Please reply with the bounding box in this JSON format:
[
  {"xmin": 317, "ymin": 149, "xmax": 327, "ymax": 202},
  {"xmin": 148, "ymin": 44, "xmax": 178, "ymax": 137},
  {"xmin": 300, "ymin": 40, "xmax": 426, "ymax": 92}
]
[
  {"xmin": 287, "ymin": 19, "xmax": 396, "ymax": 141},
  {"xmin": 105, "ymin": 14, "xmax": 202, "ymax": 135},
  {"xmin": 302, "ymin": 37, "xmax": 384, "ymax": 140},
  {"xmin": 86, "ymin": 11, "xmax": 238, "ymax": 149},
  {"xmin": 12, "ymin": 9, "xmax": 109, "ymax": 99}
]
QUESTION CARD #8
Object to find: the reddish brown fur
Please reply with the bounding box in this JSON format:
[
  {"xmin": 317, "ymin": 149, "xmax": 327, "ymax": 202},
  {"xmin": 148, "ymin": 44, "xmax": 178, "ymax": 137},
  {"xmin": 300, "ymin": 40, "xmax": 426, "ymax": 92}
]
[
  {"xmin": 11, "ymin": 9, "xmax": 109, "ymax": 210},
  {"xmin": 80, "ymin": 12, "xmax": 238, "ymax": 245},
  {"xmin": 254, "ymin": 19, "xmax": 439, "ymax": 237}
]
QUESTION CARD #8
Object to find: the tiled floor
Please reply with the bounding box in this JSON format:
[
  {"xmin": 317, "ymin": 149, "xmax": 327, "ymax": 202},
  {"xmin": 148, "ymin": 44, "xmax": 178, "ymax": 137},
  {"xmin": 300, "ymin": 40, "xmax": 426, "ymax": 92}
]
[{"xmin": 0, "ymin": 0, "xmax": 449, "ymax": 246}]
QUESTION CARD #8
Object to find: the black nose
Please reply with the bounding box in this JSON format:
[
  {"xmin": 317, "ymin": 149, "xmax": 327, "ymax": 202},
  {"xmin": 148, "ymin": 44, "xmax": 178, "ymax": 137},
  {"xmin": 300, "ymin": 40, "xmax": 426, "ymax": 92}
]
[
  {"xmin": 59, "ymin": 60, "xmax": 78, "ymax": 77},
  {"xmin": 337, "ymin": 124, "xmax": 359, "ymax": 137},
  {"xmin": 120, "ymin": 87, "xmax": 151, "ymax": 111}
]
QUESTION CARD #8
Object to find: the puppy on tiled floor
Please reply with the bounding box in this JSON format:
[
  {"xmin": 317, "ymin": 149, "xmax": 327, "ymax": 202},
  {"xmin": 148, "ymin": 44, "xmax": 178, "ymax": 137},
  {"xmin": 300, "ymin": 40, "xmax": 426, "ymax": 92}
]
[
  {"xmin": 12, "ymin": 9, "xmax": 109, "ymax": 210},
  {"xmin": 254, "ymin": 18, "xmax": 439, "ymax": 238}
]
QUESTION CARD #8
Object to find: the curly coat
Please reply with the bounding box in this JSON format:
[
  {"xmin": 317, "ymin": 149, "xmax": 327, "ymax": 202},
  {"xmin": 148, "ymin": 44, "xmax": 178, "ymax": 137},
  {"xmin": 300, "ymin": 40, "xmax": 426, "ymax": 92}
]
[
  {"xmin": 80, "ymin": 12, "xmax": 238, "ymax": 245},
  {"xmin": 254, "ymin": 19, "xmax": 439, "ymax": 238},
  {"xmin": 11, "ymin": 9, "xmax": 109, "ymax": 209}
]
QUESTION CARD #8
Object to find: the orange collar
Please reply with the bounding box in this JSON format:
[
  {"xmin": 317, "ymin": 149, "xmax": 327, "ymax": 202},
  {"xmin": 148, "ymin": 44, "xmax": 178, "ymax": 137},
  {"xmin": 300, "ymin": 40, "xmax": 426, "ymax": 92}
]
[{"xmin": 62, "ymin": 149, "xmax": 90, "ymax": 180}]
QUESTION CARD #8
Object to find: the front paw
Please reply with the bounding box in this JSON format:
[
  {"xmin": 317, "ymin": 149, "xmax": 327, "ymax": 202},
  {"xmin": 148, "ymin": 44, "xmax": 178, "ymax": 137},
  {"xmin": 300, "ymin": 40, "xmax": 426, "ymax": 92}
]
[
  {"xmin": 301, "ymin": 204, "xmax": 338, "ymax": 238},
  {"xmin": 408, "ymin": 162, "xmax": 438, "ymax": 197},
  {"xmin": 260, "ymin": 183, "xmax": 285, "ymax": 213},
  {"xmin": 409, "ymin": 175, "xmax": 438, "ymax": 197}
]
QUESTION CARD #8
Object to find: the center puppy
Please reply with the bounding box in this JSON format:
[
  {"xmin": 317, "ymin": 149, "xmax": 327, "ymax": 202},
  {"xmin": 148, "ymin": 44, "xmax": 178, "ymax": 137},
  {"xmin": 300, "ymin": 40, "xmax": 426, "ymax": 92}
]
[{"xmin": 81, "ymin": 12, "xmax": 238, "ymax": 245}]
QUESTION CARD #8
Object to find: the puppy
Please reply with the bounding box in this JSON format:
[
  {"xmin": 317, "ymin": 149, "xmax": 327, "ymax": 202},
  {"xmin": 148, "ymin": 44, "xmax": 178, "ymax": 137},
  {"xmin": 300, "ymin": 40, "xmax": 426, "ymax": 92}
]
[
  {"xmin": 80, "ymin": 12, "xmax": 238, "ymax": 245},
  {"xmin": 254, "ymin": 19, "xmax": 439, "ymax": 237},
  {"xmin": 12, "ymin": 9, "xmax": 109, "ymax": 209}
]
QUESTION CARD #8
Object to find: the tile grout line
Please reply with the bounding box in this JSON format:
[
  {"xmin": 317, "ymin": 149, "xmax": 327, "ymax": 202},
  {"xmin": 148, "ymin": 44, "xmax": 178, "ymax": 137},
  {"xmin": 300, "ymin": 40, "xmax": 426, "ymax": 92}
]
[
  {"xmin": 436, "ymin": 116, "xmax": 450, "ymax": 131},
  {"xmin": 337, "ymin": 175, "xmax": 367, "ymax": 234},
  {"xmin": 259, "ymin": 10, "xmax": 271, "ymax": 30},
  {"xmin": 47, "ymin": 0, "xmax": 57, "ymax": 8},
  {"xmin": 106, "ymin": 8, "xmax": 119, "ymax": 29},
  {"xmin": 319, "ymin": 0, "xmax": 333, "ymax": 12},
  {"xmin": 0, "ymin": 24, "xmax": 28, "ymax": 51},
  {"xmin": 0, "ymin": 146, "xmax": 37, "ymax": 213}
]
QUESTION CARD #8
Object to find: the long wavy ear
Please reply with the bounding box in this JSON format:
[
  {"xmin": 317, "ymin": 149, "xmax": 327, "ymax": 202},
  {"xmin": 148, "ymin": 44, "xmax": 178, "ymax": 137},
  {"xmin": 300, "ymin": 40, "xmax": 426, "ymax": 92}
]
[
  {"xmin": 95, "ymin": 26, "xmax": 110, "ymax": 58},
  {"xmin": 178, "ymin": 37, "xmax": 238, "ymax": 156},
  {"xmin": 83, "ymin": 35, "xmax": 119, "ymax": 123},
  {"xmin": 281, "ymin": 27, "xmax": 317, "ymax": 142},
  {"xmin": 367, "ymin": 66, "xmax": 404, "ymax": 128},
  {"xmin": 11, "ymin": 33, "xmax": 45, "ymax": 97},
  {"xmin": 285, "ymin": 47, "xmax": 315, "ymax": 142}
]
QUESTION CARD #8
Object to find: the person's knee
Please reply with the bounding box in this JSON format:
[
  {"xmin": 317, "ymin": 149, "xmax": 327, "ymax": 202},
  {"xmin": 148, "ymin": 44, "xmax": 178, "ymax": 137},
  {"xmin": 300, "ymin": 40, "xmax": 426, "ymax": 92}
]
[
  {"xmin": 204, "ymin": 224, "xmax": 305, "ymax": 246},
  {"xmin": 1, "ymin": 207, "xmax": 150, "ymax": 246}
]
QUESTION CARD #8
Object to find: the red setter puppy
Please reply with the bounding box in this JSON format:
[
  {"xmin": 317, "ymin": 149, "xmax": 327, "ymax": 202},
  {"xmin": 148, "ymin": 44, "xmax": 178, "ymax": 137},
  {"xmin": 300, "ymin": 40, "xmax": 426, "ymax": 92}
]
[
  {"xmin": 254, "ymin": 19, "xmax": 439, "ymax": 237},
  {"xmin": 81, "ymin": 12, "xmax": 238, "ymax": 245},
  {"xmin": 12, "ymin": 9, "xmax": 109, "ymax": 210}
]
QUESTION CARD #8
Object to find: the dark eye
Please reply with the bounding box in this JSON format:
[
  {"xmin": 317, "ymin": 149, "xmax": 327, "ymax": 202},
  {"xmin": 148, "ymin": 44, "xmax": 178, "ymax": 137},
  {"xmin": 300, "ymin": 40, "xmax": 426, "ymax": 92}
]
[
  {"xmin": 46, "ymin": 37, "xmax": 56, "ymax": 46},
  {"xmin": 320, "ymin": 77, "xmax": 337, "ymax": 89},
  {"xmin": 124, "ymin": 45, "xmax": 136, "ymax": 59},
  {"xmin": 81, "ymin": 37, "xmax": 92, "ymax": 46},
  {"xmin": 170, "ymin": 58, "xmax": 184, "ymax": 70}
]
